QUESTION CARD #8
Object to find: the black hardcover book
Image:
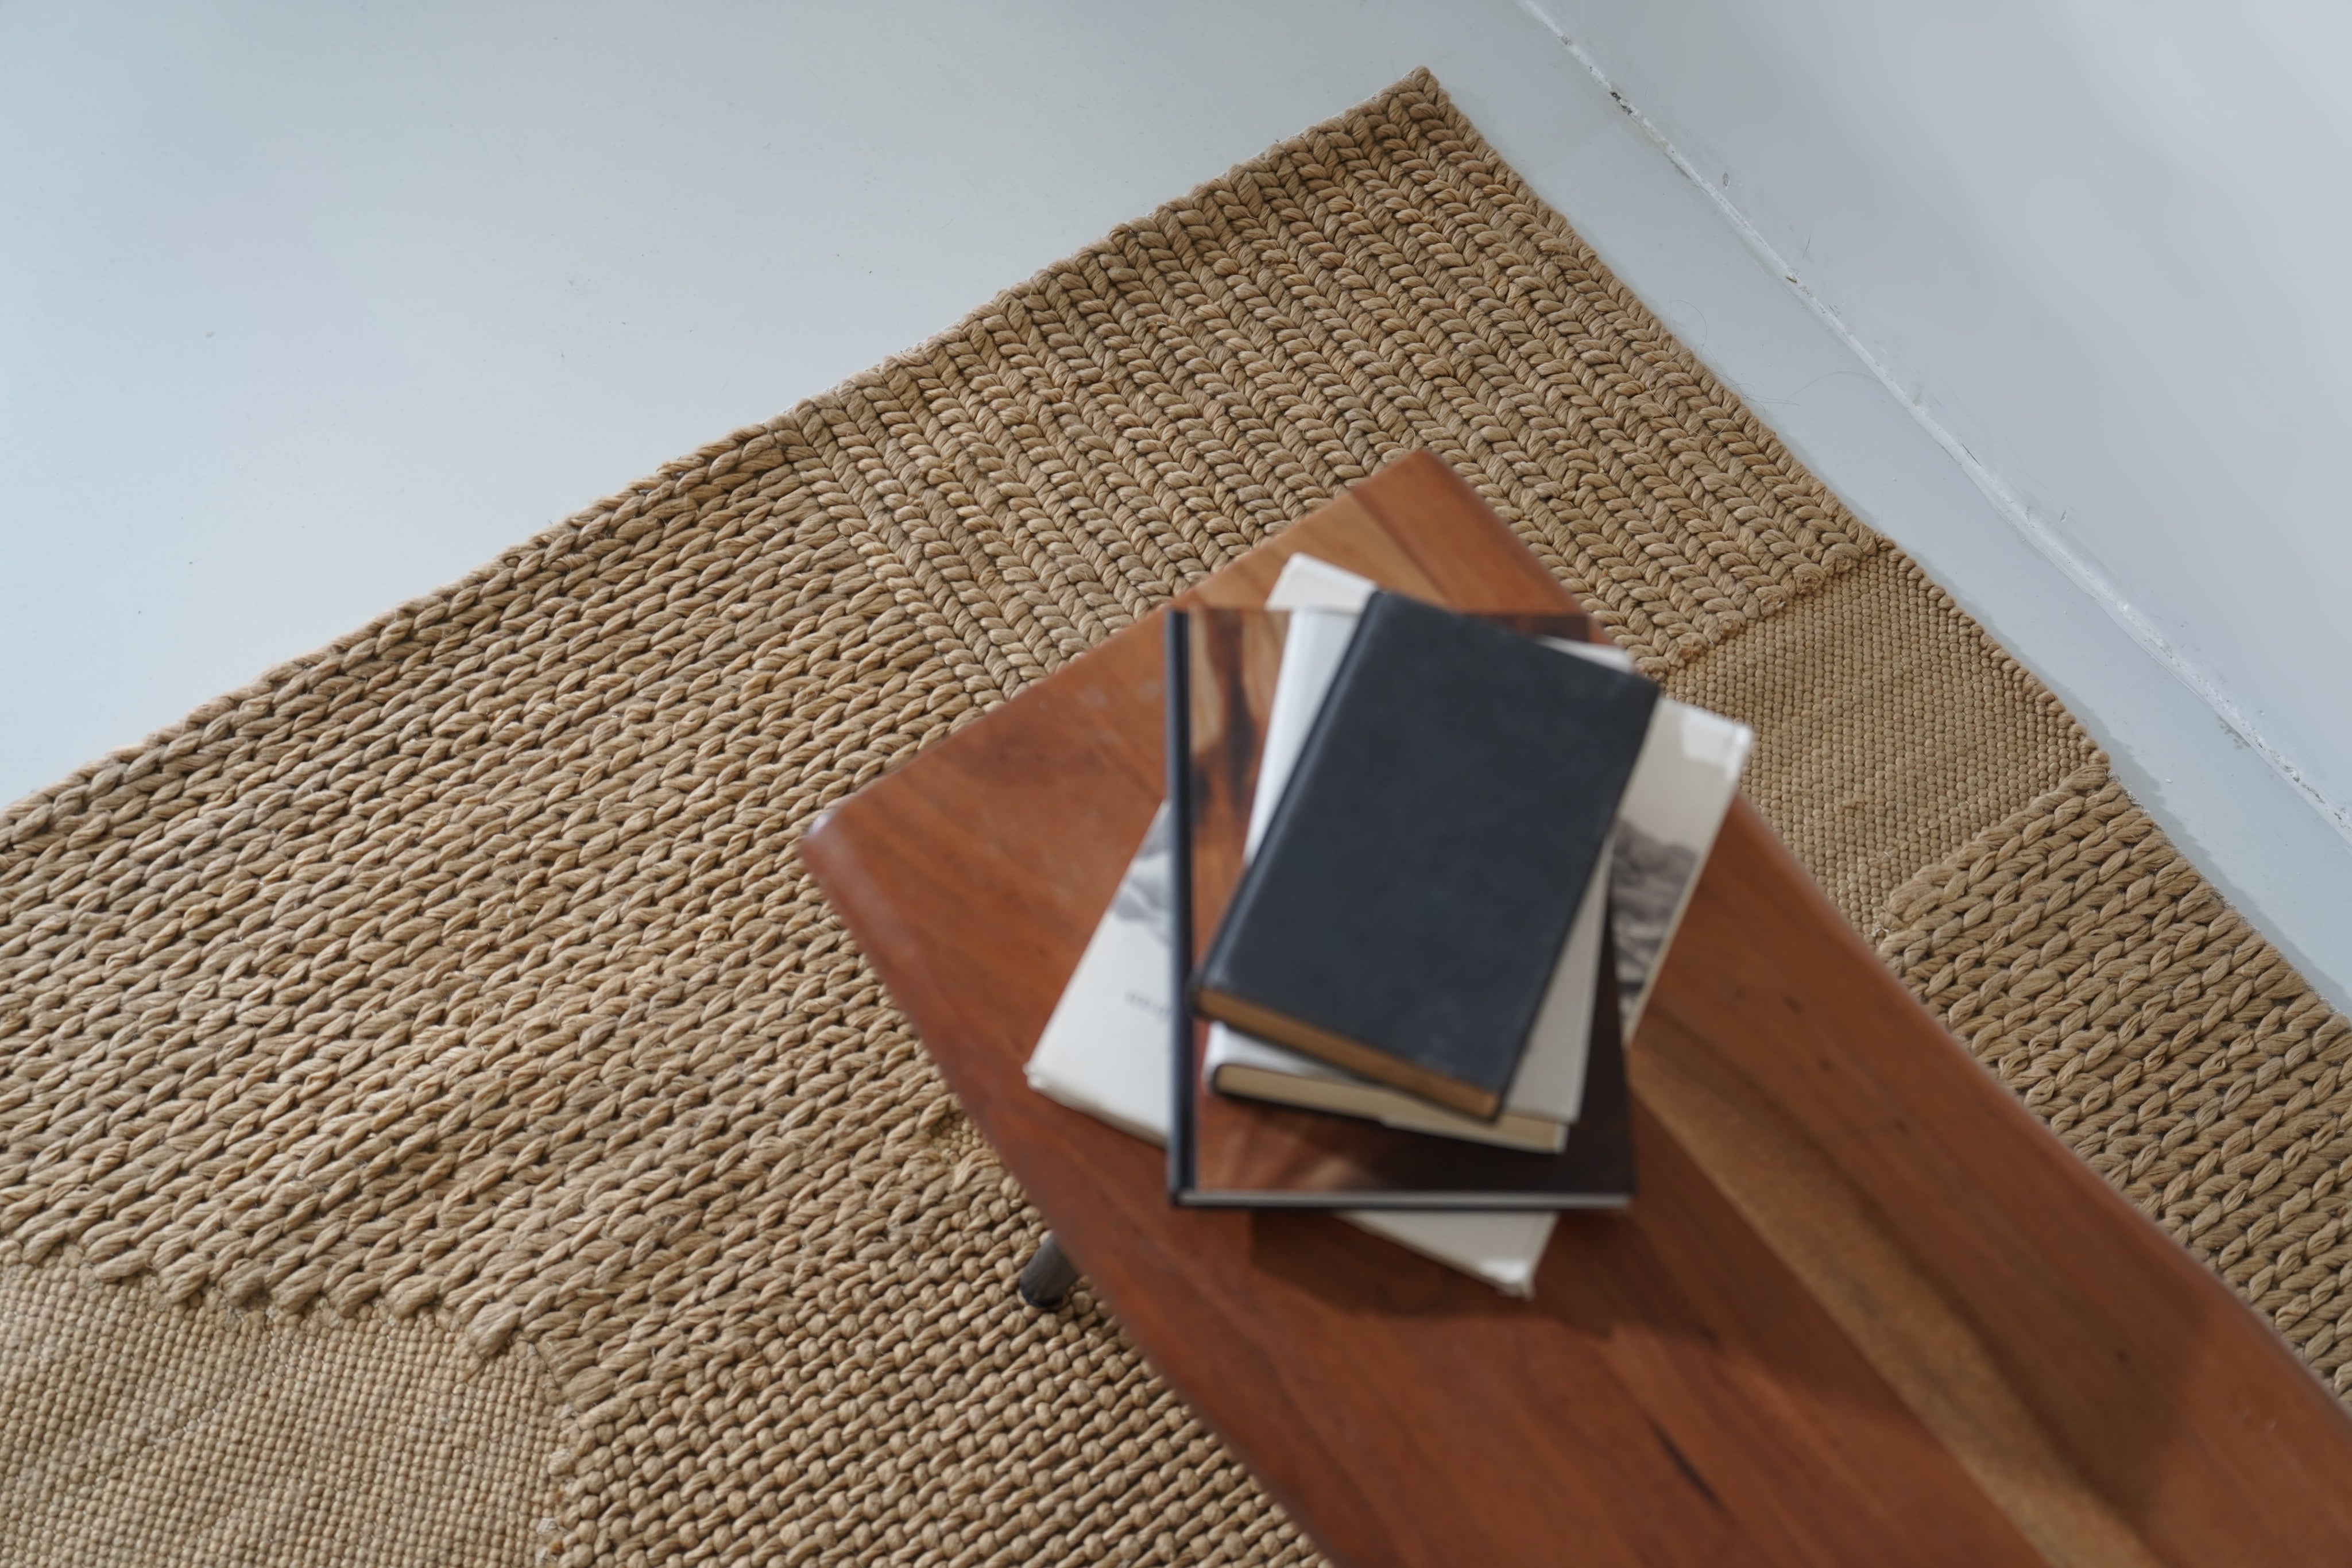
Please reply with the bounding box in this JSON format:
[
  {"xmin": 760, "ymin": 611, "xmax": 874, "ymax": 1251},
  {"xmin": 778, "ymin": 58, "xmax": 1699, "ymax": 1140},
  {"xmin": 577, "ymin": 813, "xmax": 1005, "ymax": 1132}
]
[
  {"xmin": 1192, "ymin": 592, "xmax": 1657, "ymax": 1120},
  {"xmin": 1166, "ymin": 610, "xmax": 1196, "ymax": 1200}
]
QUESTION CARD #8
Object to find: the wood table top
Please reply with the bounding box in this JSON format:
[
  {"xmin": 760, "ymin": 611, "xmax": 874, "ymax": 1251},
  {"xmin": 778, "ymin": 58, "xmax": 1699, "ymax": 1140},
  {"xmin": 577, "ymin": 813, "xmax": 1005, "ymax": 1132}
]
[{"xmin": 801, "ymin": 451, "xmax": 2352, "ymax": 1568}]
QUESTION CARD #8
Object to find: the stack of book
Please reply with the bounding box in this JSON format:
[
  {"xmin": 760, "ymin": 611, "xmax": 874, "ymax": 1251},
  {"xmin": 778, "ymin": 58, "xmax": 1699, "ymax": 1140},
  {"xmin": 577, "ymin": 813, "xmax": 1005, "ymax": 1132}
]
[{"xmin": 1027, "ymin": 556, "xmax": 1752, "ymax": 1296}]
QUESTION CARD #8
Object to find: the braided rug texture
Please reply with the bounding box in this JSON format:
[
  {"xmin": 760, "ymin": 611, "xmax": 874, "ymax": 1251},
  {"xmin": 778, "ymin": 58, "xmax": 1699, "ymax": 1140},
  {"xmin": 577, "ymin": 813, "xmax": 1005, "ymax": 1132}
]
[
  {"xmin": 1661, "ymin": 548, "xmax": 2095, "ymax": 929},
  {"xmin": 0, "ymin": 68, "xmax": 2345, "ymax": 1566},
  {"xmin": 1879, "ymin": 771, "xmax": 2352, "ymax": 1394},
  {"xmin": 0, "ymin": 1263, "xmax": 560, "ymax": 1565},
  {"xmin": 0, "ymin": 71, "xmax": 1867, "ymax": 1567}
]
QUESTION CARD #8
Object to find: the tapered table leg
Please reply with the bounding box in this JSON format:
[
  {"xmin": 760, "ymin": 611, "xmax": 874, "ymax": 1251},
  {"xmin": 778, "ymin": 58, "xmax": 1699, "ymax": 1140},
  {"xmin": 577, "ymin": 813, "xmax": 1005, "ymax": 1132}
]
[{"xmin": 1018, "ymin": 1232, "xmax": 1081, "ymax": 1308}]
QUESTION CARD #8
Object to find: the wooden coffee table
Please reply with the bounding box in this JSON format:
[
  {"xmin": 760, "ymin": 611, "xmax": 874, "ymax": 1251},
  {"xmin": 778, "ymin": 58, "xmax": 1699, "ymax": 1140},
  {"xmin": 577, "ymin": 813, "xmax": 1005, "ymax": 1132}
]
[{"xmin": 802, "ymin": 452, "xmax": 2352, "ymax": 1567}]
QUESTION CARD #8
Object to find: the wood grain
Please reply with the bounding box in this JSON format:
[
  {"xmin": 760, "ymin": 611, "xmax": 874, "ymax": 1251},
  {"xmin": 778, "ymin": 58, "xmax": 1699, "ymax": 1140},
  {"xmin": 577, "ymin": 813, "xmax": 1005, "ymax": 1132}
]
[
  {"xmin": 1638, "ymin": 803, "xmax": 2352, "ymax": 1565},
  {"xmin": 800, "ymin": 450, "xmax": 2352, "ymax": 1567}
]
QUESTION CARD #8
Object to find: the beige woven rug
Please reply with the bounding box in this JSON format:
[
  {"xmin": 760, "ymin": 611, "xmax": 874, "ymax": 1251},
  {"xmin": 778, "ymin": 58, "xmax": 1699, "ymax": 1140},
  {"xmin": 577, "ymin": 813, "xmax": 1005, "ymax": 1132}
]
[{"xmin": 3, "ymin": 70, "xmax": 2346, "ymax": 1566}]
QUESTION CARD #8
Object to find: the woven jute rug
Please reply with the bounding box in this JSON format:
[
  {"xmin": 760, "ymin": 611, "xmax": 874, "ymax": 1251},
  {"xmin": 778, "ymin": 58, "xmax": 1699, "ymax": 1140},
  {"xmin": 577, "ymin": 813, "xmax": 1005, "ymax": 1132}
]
[{"xmin": 3, "ymin": 70, "xmax": 2346, "ymax": 1566}]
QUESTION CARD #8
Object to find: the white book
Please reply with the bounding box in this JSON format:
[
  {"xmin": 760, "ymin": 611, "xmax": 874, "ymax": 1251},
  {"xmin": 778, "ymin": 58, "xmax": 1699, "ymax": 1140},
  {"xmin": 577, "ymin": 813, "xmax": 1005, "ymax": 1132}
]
[
  {"xmin": 1024, "ymin": 804, "xmax": 1557, "ymax": 1298},
  {"xmin": 1609, "ymin": 698, "xmax": 1753, "ymax": 1033},
  {"xmin": 1023, "ymin": 803, "xmax": 1181, "ymax": 1145}
]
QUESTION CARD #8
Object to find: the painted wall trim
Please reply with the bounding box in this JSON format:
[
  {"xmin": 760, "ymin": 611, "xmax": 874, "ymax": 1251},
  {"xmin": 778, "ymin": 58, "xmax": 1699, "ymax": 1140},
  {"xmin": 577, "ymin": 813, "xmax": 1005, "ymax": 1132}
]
[{"xmin": 1513, "ymin": 0, "xmax": 2352, "ymax": 851}]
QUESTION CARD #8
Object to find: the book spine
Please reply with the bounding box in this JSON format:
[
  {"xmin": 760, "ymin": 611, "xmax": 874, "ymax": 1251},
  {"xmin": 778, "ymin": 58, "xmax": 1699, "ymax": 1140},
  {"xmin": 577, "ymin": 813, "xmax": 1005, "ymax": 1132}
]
[{"xmin": 1165, "ymin": 610, "xmax": 1196, "ymax": 1200}]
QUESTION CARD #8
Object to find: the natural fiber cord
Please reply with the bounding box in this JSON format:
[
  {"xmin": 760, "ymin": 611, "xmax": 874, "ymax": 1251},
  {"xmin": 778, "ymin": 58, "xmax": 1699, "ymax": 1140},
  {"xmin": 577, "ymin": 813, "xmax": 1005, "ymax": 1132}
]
[
  {"xmin": 1662, "ymin": 549, "xmax": 2095, "ymax": 930},
  {"xmin": 0, "ymin": 69, "xmax": 2343, "ymax": 1566},
  {"xmin": 0, "ymin": 1265, "xmax": 562, "ymax": 1566},
  {"xmin": 1879, "ymin": 769, "xmax": 2352, "ymax": 1393}
]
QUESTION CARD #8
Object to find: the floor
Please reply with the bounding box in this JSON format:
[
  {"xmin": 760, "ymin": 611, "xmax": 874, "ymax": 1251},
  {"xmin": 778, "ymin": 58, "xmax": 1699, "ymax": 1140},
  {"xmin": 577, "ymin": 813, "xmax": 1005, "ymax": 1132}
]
[{"xmin": 3, "ymin": 0, "xmax": 2344, "ymax": 1009}]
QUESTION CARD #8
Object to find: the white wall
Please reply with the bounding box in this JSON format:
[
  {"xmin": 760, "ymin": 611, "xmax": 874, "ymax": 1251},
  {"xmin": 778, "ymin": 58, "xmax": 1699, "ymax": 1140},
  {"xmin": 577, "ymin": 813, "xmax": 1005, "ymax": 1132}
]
[
  {"xmin": 0, "ymin": 1, "xmax": 1444, "ymax": 806},
  {"xmin": 5, "ymin": 1, "xmax": 2346, "ymax": 999},
  {"xmin": 1523, "ymin": 0, "xmax": 2352, "ymax": 841}
]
